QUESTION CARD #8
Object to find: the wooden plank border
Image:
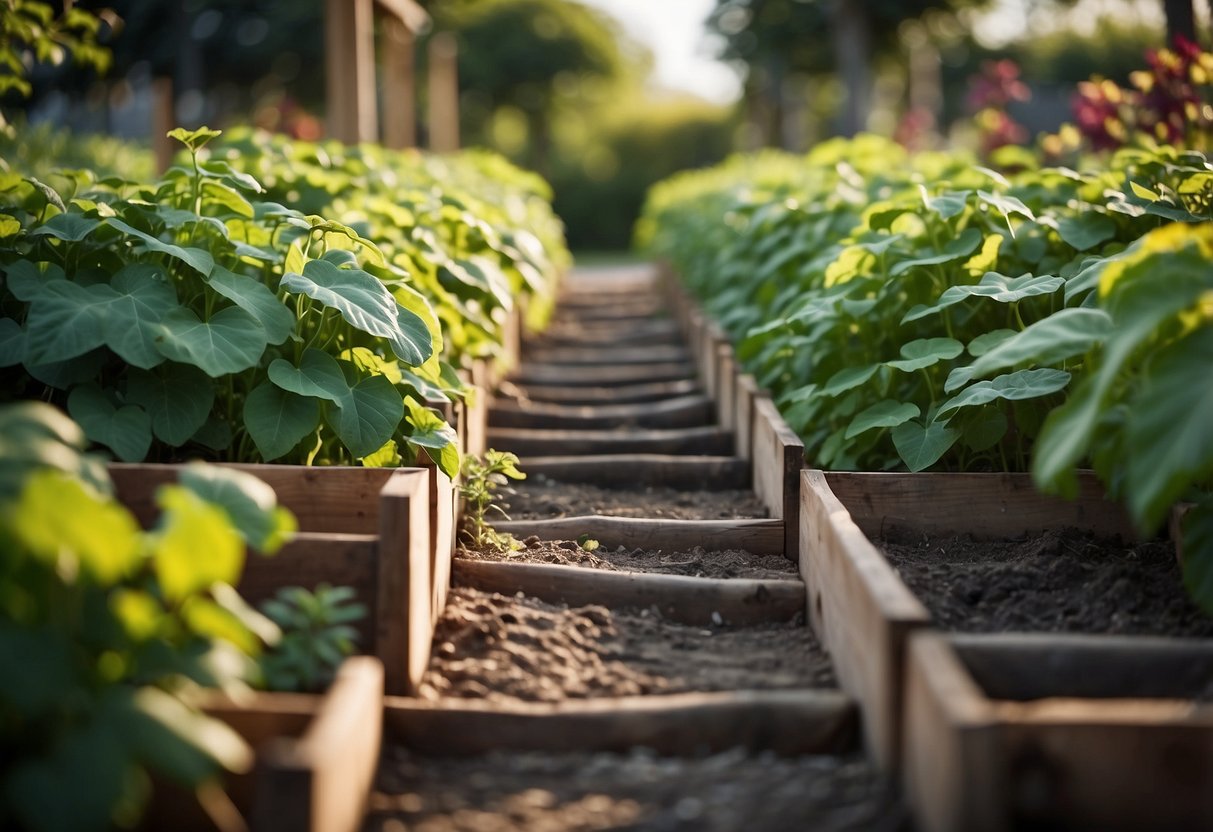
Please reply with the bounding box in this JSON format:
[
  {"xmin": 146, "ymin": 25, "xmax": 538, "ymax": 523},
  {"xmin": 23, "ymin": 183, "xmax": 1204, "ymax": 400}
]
[
  {"xmin": 376, "ymin": 468, "xmax": 433, "ymax": 695},
  {"xmin": 752, "ymin": 397, "xmax": 805, "ymax": 558},
  {"xmin": 493, "ymin": 515, "xmax": 785, "ymax": 556}
]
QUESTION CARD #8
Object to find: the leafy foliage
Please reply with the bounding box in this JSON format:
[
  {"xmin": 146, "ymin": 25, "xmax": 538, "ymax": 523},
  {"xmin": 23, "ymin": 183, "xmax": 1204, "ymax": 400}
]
[
  {"xmin": 0, "ymin": 402, "xmax": 293, "ymax": 831},
  {"xmin": 257, "ymin": 584, "xmax": 366, "ymax": 693},
  {"xmin": 458, "ymin": 449, "xmax": 526, "ymax": 551},
  {"xmin": 642, "ymin": 135, "xmax": 1213, "ymax": 612}
]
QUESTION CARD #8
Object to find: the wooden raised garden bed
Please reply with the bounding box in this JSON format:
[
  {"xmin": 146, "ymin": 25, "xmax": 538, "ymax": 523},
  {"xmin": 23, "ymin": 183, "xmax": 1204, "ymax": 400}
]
[{"xmin": 799, "ymin": 468, "xmax": 1213, "ymax": 831}]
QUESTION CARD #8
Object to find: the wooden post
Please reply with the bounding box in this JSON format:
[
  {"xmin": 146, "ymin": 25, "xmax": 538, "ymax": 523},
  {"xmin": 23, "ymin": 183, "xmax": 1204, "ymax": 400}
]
[
  {"xmin": 151, "ymin": 77, "xmax": 175, "ymax": 173},
  {"xmin": 427, "ymin": 31, "xmax": 460, "ymax": 152},
  {"xmin": 325, "ymin": 0, "xmax": 378, "ymax": 144},
  {"xmin": 382, "ymin": 16, "xmax": 417, "ymax": 149}
]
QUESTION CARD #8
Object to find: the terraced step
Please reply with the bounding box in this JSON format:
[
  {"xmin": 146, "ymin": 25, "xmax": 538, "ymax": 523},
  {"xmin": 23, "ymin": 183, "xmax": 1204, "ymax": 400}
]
[
  {"xmin": 518, "ymin": 453, "xmax": 750, "ymax": 490},
  {"xmin": 510, "ymin": 361, "xmax": 693, "ymax": 387},
  {"xmin": 493, "ymin": 515, "xmax": 785, "ymax": 556},
  {"xmin": 509, "ymin": 377, "xmax": 702, "ymax": 404},
  {"xmin": 489, "ymin": 393, "xmax": 713, "ymax": 430},
  {"xmin": 488, "ymin": 425, "xmax": 733, "ymax": 456}
]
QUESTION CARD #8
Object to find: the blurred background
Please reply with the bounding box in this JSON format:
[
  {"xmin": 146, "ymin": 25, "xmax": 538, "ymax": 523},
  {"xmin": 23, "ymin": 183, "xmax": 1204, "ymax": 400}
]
[{"xmin": 6, "ymin": 0, "xmax": 1210, "ymax": 254}]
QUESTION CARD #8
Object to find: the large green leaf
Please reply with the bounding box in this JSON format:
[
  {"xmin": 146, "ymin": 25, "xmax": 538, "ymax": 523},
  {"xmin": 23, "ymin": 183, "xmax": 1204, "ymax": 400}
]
[
  {"xmin": 1182, "ymin": 498, "xmax": 1213, "ymax": 615},
  {"xmin": 939, "ymin": 368, "xmax": 1071, "ymax": 417},
  {"xmin": 0, "ymin": 318, "xmax": 25, "ymax": 367},
  {"xmin": 153, "ymin": 484, "xmax": 244, "ymax": 601},
  {"xmin": 903, "ymin": 272, "xmax": 1064, "ymax": 323},
  {"xmin": 947, "ymin": 308, "xmax": 1113, "ymax": 392},
  {"xmin": 844, "ymin": 400, "xmax": 920, "ymax": 440},
  {"xmin": 267, "ymin": 348, "xmax": 348, "ymax": 403},
  {"xmin": 178, "ymin": 463, "xmax": 296, "ymax": 554},
  {"xmin": 23, "ymin": 280, "xmax": 113, "ymax": 364},
  {"xmin": 1056, "ymin": 213, "xmax": 1116, "ymax": 251},
  {"xmin": 29, "ymin": 212, "xmax": 101, "ymax": 242},
  {"xmin": 154, "ymin": 306, "xmax": 267, "ymax": 376},
  {"xmin": 281, "ymin": 259, "xmax": 432, "ymax": 366},
  {"xmin": 327, "ymin": 373, "xmax": 405, "ymax": 459},
  {"xmin": 67, "ymin": 384, "xmax": 152, "ymax": 462},
  {"xmin": 243, "ymin": 383, "xmax": 320, "ymax": 461},
  {"xmin": 1124, "ymin": 328, "xmax": 1213, "ymax": 531},
  {"xmin": 107, "ymin": 218, "xmax": 215, "ymax": 276},
  {"xmin": 207, "ymin": 266, "xmax": 294, "ymax": 345},
  {"xmin": 101, "ymin": 264, "xmax": 178, "ymax": 369},
  {"xmin": 821, "ymin": 364, "xmax": 879, "ymax": 397},
  {"xmin": 125, "ymin": 363, "xmax": 215, "ymax": 446},
  {"xmin": 403, "ymin": 396, "xmax": 459, "ymax": 478},
  {"xmin": 892, "ymin": 420, "xmax": 960, "ymax": 472},
  {"xmin": 886, "ymin": 337, "xmax": 963, "ymax": 372}
]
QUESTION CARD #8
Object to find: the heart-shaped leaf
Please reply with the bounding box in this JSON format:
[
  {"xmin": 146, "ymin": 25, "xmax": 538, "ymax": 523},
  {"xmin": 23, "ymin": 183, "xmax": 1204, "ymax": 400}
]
[
  {"xmin": 403, "ymin": 396, "xmax": 459, "ymax": 478},
  {"xmin": 844, "ymin": 399, "xmax": 920, "ymax": 440},
  {"xmin": 281, "ymin": 259, "xmax": 433, "ymax": 366},
  {"xmin": 327, "ymin": 373, "xmax": 404, "ymax": 459},
  {"xmin": 107, "ymin": 218, "xmax": 215, "ymax": 276},
  {"xmin": 889, "ymin": 227, "xmax": 982, "ymax": 276},
  {"xmin": 125, "ymin": 363, "xmax": 215, "ymax": 446},
  {"xmin": 243, "ymin": 382, "xmax": 320, "ymax": 461},
  {"xmin": 207, "ymin": 266, "xmax": 293, "ymax": 345},
  {"xmin": 0, "ymin": 318, "xmax": 26, "ymax": 367},
  {"xmin": 1056, "ymin": 213, "xmax": 1116, "ymax": 251},
  {"xmin": 886, "ymin": 337, "xmax": 963, "ymax": 372},
  {"xmin": 267, "ymin": 348, "xmax": 348, "ymax": 403},
  {"xmin": 154, "ymin": 306, "xmax": 267, "ymax": 376},
  {"xmin": 67, "ymin": 384, "xmax": 152, "ymax": 462},
  {"xmin": 903, "ymin": 271, "xmax": 1064, "ymax": 323},
  {"xmin": 952, "ymin": 308, "xmax": 1112, "ymax": 391},
  {"xmin": 23, "ymin": 280, "xmax": 114, "ymax": 364},
  {"xmin": 892, "ymin": 419, "xmax": 961, "ymax": 472},
  {"xmin": 939, "ymin": 368, "xmax": 1071, "ymax": 417},
  {"xmin": 29, "ymin": 212, "xmax": 101, "ymax": 242},
  {"xmin": 100, "ymin": 264, "xmax": 178, "ymax": 369}
]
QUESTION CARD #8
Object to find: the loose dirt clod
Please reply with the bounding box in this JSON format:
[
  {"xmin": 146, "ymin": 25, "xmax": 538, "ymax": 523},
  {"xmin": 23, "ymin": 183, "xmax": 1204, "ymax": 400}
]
[{"xmin": 416, "ymin": 587, "xmax": 834, "ymax": 702}]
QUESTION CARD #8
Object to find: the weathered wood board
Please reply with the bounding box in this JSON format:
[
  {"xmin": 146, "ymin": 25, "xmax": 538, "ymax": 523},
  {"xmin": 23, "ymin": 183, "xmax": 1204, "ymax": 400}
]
[
  {"xmin": 493, "ymin": 515, "xmax": 785, "ymax": 556},
  {"xmin": 487, "ymin": 425, "xmax": 733, "ymax": 457},
  {"xmin": 510, "ymin": 361, "xmax": 693, "ymax": 388},
  {"xmin": 506, "ymin": 378, "xmax": 701, "ymax": 405},
  {"xmin": 752, "ymin": 397, "xmax": 805, "ymax": 559},
  {"xmin": 488, "ymin": 394, "xmax": 714, "ymax": 431},
  {"xmin": 518, "ymin": 454, "xmax": 750, "ymax": 490}
]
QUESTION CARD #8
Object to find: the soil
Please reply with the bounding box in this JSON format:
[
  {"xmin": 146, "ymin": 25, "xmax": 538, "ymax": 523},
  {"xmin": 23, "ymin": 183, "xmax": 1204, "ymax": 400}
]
[
  {"xmin": 501, "ymin": 477, "xmax": 768, "ymax": 521},
  {"xmin": 416, "ymin": 587, "xmax": 834, "ymax": 703},
  {"xmin": 366, "ymin": 746, "xmax": 905, "ymax": 832},
  {"xmin": 880, "ymin": 528, "xmax": 1213, "ymax": 637},
  {"xmin": 457, "ymin": 539, "xmax": 799, "ymax": 581}
]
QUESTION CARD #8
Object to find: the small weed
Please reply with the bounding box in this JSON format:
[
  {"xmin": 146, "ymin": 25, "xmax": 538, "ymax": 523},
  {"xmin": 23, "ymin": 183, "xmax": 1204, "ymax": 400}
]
[{"xmin": 459, "ymin": 449, "xmax": 526, "ymax": 551}]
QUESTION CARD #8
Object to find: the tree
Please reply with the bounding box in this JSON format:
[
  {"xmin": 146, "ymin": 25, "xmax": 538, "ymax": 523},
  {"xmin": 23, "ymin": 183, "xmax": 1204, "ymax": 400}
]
[{"xmin": 430, "ymin": 0, "xmax": 633, "ymax": 171}]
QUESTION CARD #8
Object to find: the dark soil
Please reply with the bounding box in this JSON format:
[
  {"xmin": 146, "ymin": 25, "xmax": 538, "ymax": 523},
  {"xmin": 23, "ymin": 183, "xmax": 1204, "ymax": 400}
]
[
  {"xmin": 881, "ymin": 528, "xmax": 1213, "ymax": 637},
  {"xmin": 416, "ymin": 587, "xmax": 834, "ymax": 703},
  {"xmin": 457, "ymin": 539, "xmax": 799, "ymax": 581},
  {"xmin": 366, "ymin": 746, "xmax": 904, "ymax": 832},
  {"xmin": 501, "ymin": 477, "xmax": 767, "ymax": 520}
]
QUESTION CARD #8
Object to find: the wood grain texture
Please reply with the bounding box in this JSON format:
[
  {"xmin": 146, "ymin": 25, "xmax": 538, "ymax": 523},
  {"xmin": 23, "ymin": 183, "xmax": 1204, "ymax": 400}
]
[
  {"xmin": 384, "ymin": 689, "xmax": 856, "ymax": 756},
  {"xmin": 752, "ymin": 397, "xmax": 805, "ymax": 558},
  {"xmin": 251, "ymin": 657, "xmax": 384, "ymax": 832},
  {"xmin": 493, "ymin": 515, "xmax": 785, "ymax": 556},
  {"xmin": 488, "ymin": 394, "xmax": 714, "ymax": 430},
  {"xmin": 717, "ymin": 346, "xmax": 738, "ymax": 432},
  {"xmin": 487, "ymin": 425, "xmax": 733, "ymax": 457},
  {"xmin": 800, "ymin": 470, "xmax": 930, "ymax": 772},
  {"xmin": 904, "ymin": 632, "xmax": 1213, "ymax": 832},
  {"xmin": 109, "ymin": 463, "xmax": 395, "ymax": 534},
  {"xmin": 518, "ymin": 454, "xmax": 750, "ymax": 490},
  {"xmin": 734, "ymin": 374, "xmax": 763, "ymax": 463},
  {"xmin": 425, "ymin": 466, "xmax": 456, "ymax": 628},
  {"xmin": 464, "ymin": 360, "xmax": 489, "ymax": 459},
  {"xmin": 508, "ymin": 378, "xmax": 702, "ymax": 405},
  {"xmin": 824, "ymin": 470, "xmax": 1138, "ymax": 541},
  {"xmin": 452, "ymin": 558, "xmax": 804, "ymax": 626},
  {"xmin": 510, "ymin": 361, "xmax": 692, "ymax": 388},
  {"xmin": 376, "ymin": 469, "xmax": 432, "ymax": 696}
]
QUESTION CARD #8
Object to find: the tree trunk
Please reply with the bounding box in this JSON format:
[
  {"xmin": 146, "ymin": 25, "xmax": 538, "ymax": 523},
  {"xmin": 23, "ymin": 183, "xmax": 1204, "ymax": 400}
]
[
  {"xmin": 831, "ymin": 0, "xmax": 871, "ymax": 136},
  {"xmin": 1163, "ymin": 0, "xmax": 1198, "ymax": 44}
]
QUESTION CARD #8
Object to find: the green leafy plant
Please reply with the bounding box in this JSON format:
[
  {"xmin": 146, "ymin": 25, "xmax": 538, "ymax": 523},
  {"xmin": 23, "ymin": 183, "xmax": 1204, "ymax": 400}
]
[
  {"xmin": 257, "ymin": 584, "xmax": 367, "ymax": 693},
  {"xmin": 0, "ymin": 402, "xmax": 294, "ymax": 831},
  {"xmin": 458, "ymin": 449, "xmax": 526, "ymax": 551}
]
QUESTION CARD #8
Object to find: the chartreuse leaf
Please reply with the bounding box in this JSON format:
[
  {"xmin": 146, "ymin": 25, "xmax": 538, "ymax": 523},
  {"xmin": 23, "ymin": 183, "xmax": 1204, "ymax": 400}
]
[
  {"xmin": 178, "ymin": 463, "xmax": 296, "ymax": 554},
  {"xmin": 403, "ymin": 396, "xmax": 459, "ymax": 477},
  {"xmin": 67, "ymin": 384, "xmax": 152, "ymax": 463},
  {"xmin": 242, "ymin": 383, "xmax": 320, "ymax": 461},
  {"xmin": 1123, "ymin": 328, "xmax": 1213, "ymax": 531},
  {"xmin": 281, "ymin": 259, "xmax": 433, "ymax": 366},
  {"xmin": 1182, "ymin": 498, "xmax": 1213, "ymax": 615},
  {"xmin": 892, "ymin": 420, "xmax": 960, "ymax": 472},
  {"xmin": 206, "ymin": 266, "xmax": 293, "ymax": 345},
  {"xmin": 126, "ymin": 684, "xmax": 252, "ymax": 780},
  {"xmin": 152, "ymin": 485, "xmax": 244, "ymax": 602},
  {"xmin": 167, "ymin": 125, "xmax": 222, "ymax": 153},
  {"xmin": 154, "ymin": 306, "xmax": 267, "ymax": 376},
  {"xmin": 126, "ymin": 363, "xmax": 215, "ymax": 446},
  {"xmin": 886, "ymin": 338, "xmax": 963, "ymax": 372},
  {"xmin": 844, "ymin": 400, "xmax": 919, "ymax": 440},
  {"xmin": 939, "ymin": 369, "xmax": 1071, "ymax": 417},
  {"xmin": 902, "ymin": 272, "xmax": 1064, "ymax": 323},
  {"xmin": 10, "ymin": 469, "xmax": 141, "ymax": 584},
  {"xmin": 949, "ymin": 308, "xmax": 1113, "ymax": 392}
]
